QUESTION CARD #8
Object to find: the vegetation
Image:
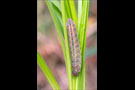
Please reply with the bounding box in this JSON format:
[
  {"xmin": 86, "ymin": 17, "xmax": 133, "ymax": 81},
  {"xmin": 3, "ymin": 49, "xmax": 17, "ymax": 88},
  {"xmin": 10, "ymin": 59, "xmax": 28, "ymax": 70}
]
[{"xmin": 37, "ymin": 0, "xmax": 90, "ymax": 90}]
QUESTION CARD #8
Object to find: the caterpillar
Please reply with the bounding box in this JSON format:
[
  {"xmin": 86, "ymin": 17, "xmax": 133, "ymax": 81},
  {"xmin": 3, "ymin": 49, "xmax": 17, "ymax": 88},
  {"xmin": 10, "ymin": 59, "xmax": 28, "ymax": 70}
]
[{"xmin": 66, "ymin": 18, "xmax": 81, "ymax": 77}]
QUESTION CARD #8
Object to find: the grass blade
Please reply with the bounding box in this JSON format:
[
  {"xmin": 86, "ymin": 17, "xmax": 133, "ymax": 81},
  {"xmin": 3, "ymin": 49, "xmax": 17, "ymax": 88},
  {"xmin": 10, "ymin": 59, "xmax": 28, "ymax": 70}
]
[
  {"xmin": 78, "ymin": 0, "xmax": 82, "ymax": 33},
  {"xmin": 45, "ymin": 0, "xmax": 66, "ymax": 59},
  {"xmin": 61, "ymin": 1, "xmax": 72, "ymax": 89},
  {"xmin": 51, "ymin": 0, "xmax": 61, "ymax": 12},
  {"xmin": 47, "ymin": 0, "xmax": 64, "ymax": 37},
  {"xmin": 78, "ymin": 0, "xmax": 90, "ymax": 89},
  {"xmin": 37, "ymin": 51, "xmax": 61, "ymax": 90},
  {"xmin": 65, "ymin": 0, "xmax": 72, "ymax": 18},
  {"xmin": 68, "ymin": 0, "xmax": 78, "ymax": 29}
]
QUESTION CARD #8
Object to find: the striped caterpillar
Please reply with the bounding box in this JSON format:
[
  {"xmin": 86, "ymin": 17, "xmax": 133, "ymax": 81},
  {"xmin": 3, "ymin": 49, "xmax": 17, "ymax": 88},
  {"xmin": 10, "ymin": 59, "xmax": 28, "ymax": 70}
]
[{"xmin": 66, "ymin": 18, "xmax": 81, "ymax": 76}]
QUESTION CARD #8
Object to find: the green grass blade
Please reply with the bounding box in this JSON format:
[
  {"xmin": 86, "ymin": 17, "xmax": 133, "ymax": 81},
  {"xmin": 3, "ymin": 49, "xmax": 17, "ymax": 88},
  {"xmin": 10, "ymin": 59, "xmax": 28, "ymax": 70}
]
[
  {"xmin": 65, "ymin": 0, "xmax": 72, "ymax": 18},
  {"xmin": 61, "ymin": 1, "xmax": 72, "ymax": 89},
  {"xmin": 79, "ymin": 1, "xmax": 88, "ymax": 46},
  {"xmin": 78, "ymin": 0, "xmax": 90, "ymax": 89},
  {"xmin": 68, "ymin": 0, "xmax": 78, "ymax": 29},
  {"xmin": 47, "ymin": 0, "xmax": 64, "ymax": 37},
  {"xmin": 78, "ymin": 0, "xmax": 82, "ymax": 33},
  {"xmin": 51, "ymin": 1, "xmax": 63, "ymax": 34},
  {"xmin": 61, "ymin": 1, "xmax": 79, "ymax": 90},
  {"xmin": 45, "ymin": 0, "xmax": 66, "ymax": 59},
  {"xmin": 37, "ymin": 51, "xmax": 61, "ymax": 90},
  {"xmin": 67, "ymin": 1, "xmax": 79, "ymax": 89},
  {"xmin": 51, "ymin": 0, "xmax": 61, "ymax": 13}
]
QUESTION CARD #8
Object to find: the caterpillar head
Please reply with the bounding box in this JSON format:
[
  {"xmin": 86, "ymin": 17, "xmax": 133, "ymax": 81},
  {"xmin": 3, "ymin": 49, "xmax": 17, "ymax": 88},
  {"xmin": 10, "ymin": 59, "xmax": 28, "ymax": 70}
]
[{"xmin": 72, "ymin": 70, "xmax": 78, "ymax": 77}]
